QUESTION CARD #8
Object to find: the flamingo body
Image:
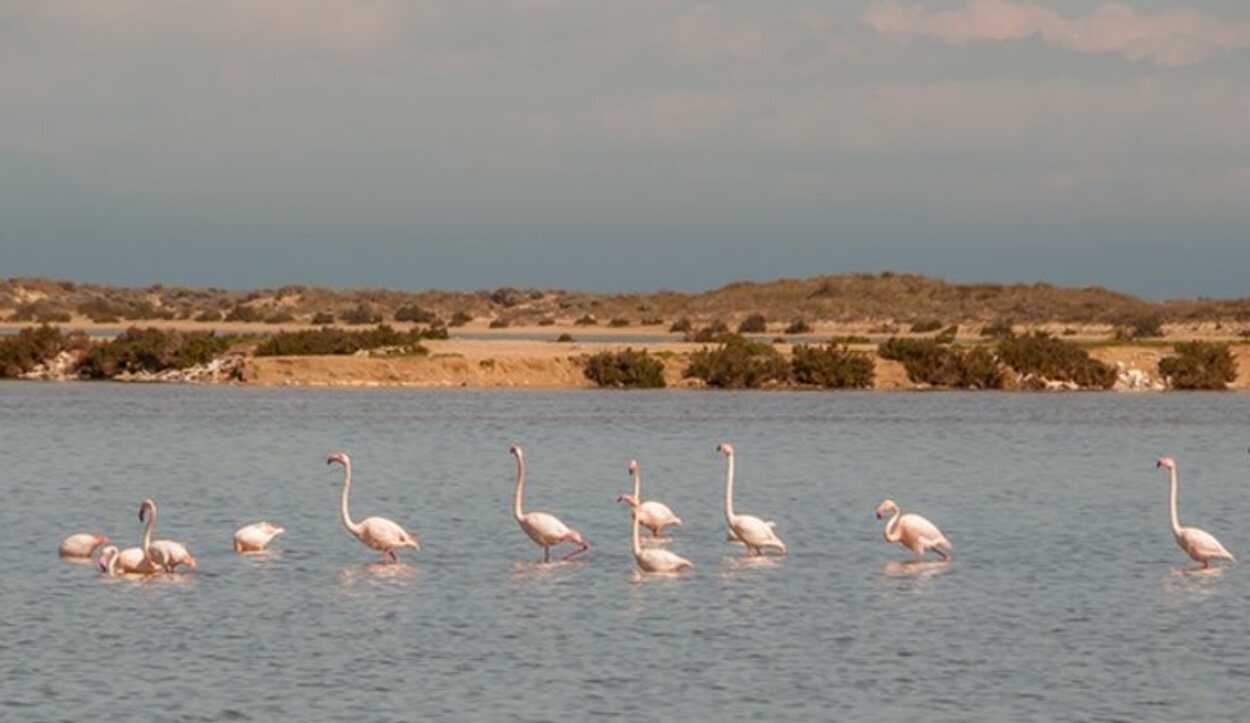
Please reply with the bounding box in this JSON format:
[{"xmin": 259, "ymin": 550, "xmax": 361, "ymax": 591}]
[
  {"xmin": 615, "ymin": 495, "xmax": 682, "ymax": 538},
  {"xmin": 328, "ymin": 453, "xmax": 420, "ymax": 564},
  {"xmin": 233, "ymin": 521, "xmax": 286, "ymax": 552},
  {"xmin": 97, "ymin": 545, "xmax": 163, "ymax": 576},
  {"xmin": 876, "ymin": 499, "xmax": 952, "ymax": 559},
  {"xmin": 59, "ymin": 533, "xmax": 108, "ymax": 558},
  {"xmin": 151, "ymin": 539, "xmax": 198, "ymax": 572}
]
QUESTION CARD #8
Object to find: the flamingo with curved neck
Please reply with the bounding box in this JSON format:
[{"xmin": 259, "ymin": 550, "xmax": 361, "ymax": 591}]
[
  {"xmin": 97, "ymin": 502, "xmax": 164, "ymax": 575},
  {"xmin": 624, "ymin": 459, "xmax": 691, "ymax": 573},
  {"xmin": 510, "ymin": 445, "xmax": 589, "ymax": 563},
  {"xmin": 233, "ymin": 521, "xmax": 285, "ymax": 553},
  {"xmin": 328, "ymin": 452, "xmax": 420, "ymax": 564},
  {"xmin": 1157, "ymin": 457, "xmax": 1235, "ymax": 568},
  {"xmin": 716, "ymin": 443, "xmax": 786, "ymax": 556},
  {"xmin": 140, "ymin": 498, "xmax": 197, "ymax": 572},
  {"xmin": 59, "ymin": 533, "xmax": 109, "ymax": 559},
  {"xmin": 875, "ymin": 499, "xmax": 952, "ymax": 560}
]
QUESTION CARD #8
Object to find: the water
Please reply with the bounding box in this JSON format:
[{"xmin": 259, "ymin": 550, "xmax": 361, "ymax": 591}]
[{"xmin": 3, "ymin": 383, "xmax": 1249, "ymax": 721}]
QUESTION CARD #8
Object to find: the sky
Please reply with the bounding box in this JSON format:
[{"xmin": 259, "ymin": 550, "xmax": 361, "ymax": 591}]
[{"xmin": 1, "ymin": 1, "xmax": 1248, "ymax": 299}]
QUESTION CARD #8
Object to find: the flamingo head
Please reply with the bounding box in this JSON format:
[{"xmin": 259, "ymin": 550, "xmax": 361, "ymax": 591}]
[
  {"xmin": 96, "ymin": 545, "xmax": 118, "ymax": 572},
  {"xmin": 628, "ymin": 459, "xmax": 638, "ymax": 473},
  {"xmin": 328, "ymin": 452, "xmax": 351, "ymax": 468},
  {"xmin": 94, "ymin": 534, "xmax": 109, "ymax": 547},
  {"xmin": 1156, "ymin": 456, "xmax": 1176, "ymax": 470},
  {"xmin": 138, "ymin": 498, "xmax": 155, "ymax": 522},
  {"xmin": 509, "ymin": 445, "xmax": 523, "ymax": 459},
  {"xmin": 875, "ymin": 499, "xmax": 898, "ymax": 519},
  {"xmin": 616, "ymin": 493, "xmax": 638, "ymax": 507},
  {"xmin": 184, "ymin": 554, "xmax": 198, "ymax": 569},
  {"xmin": 717, "ymin": 442, "xmax": 734, "ymax": 456}
]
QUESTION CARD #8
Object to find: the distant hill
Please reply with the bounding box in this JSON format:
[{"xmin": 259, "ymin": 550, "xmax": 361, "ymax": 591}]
[{"xmin": 3, "ymin": 273, "xmax": 1249, "ymax": 328}]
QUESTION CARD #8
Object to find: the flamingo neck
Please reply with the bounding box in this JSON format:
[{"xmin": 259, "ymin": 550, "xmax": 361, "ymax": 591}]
[
  {"xmin": 141, "ymin": 504, "xmax": 156, "ymax": 560},
  {"xmin": 723, "ymin": 454, "xmax": 736, "ymax": 523},
  {"xmin": 1168, "ymin": 466, "xmax": 1182, "ymax": 538},
  {"xmin": 631, "ymin": 468, "xmax": 642, "ymax": 557},
  {"xmin": 339, "ymin": 461, "xmax": 362, "ymax": 538},
  {"xmin": 513, "ymin": 455, "xmax": 525, "ymax": 522},
  {"xmin": 883, "ymin": 508, "xmax": 903, "ymax": 543}
]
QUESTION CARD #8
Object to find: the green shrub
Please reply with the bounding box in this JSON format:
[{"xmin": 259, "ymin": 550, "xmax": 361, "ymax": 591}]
[
  {"xmin": 791, "ymin": 342, "xmax": 874, "ymax": 389},
  {"xmin": 1125, "ymin": 314, "xmax": 1164, "ymax": 339},
  {"xmin": 608, "ymin": 318, "xmax": 630, "ymax": 328},
  {"xmin": 669, "ymin": 317, "xmax": 693, "ymax": 333},
  {"xmin": 738, "ymin": 313, "xmax": 767, "ymax": 333},
  {"xmin": 489, "ymin": 318, "xmax": 510, "ymax": 329},
  {"xmin": 395, "ymin": 305, "xmax": 438, "ymax": 324},
  {"xmin": 556, "ymin": 333, "xmax": 574, "ymax": 343},
  {"xmin": 76, "ymin": 298, "xmax": 126, "ymax": 323},
  {"xmin": 784, "ymin": 319, "xmax": 813, "ymax": 334},
  {"xmin": 77, "ymin": 328, "xmax": 231, "ymax": 378},
  {"xmin": 910, "ymin": 319, "xmax": 943, "ymax": 333},
  {"xmin": 583, "ymin": 348, "xmax": 666, "ymax": 388},
  {"xmin": 828, "ymin": 335, "xmax": 872, "ymax": 345},
  {"xmin": 0, "ymin": 325, "xmax": 82, "ymax": 378},
  {"xmin": 254, "ymin": 325, "xmax": 428, "ymax": 357},
  {"xmin": 684, "ymin": 334, "xmax": 789, "ymax": 388},
  {"xmin": 640, "ymin": 317, "xmax": 664, "ymax": 326},
  {"xmin": 1159, "ymin": 342, "xmax": 1237, "ymax": 390},
  {"xmin": 687, "ymin": 320, "xmax": 731, "ymax": 343},
  {"xmin": 997, "ymin": 332, "xmax": 1114, "ymax": 389},
  {"xmin": 340, "ymin": 303, "xmax": 382, "ymax": 325},
  {"xmin": 423, "ymin": 323, "xmax": 449, "ymax": 340},
  {"xmin": 225, "ymin": 305, "xmax": 262, "ymax": 323},
  {"xmin": 7, "ymin": 300, "xmax": 71, "ymax": 323},
  {"xmin": 537, "ymin": 318, "xmax": 557, "ymax": 327},
  {"xmin": 449, "ymin": 310, "xmax": 473, "ymax": 327},
  {"xmin": 878, "ymin": 338, "xmax": 1004, "ymax": 389}
]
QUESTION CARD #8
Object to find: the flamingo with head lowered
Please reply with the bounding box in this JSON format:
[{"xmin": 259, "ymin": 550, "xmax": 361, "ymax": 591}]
[
  {"xmin": 716, "ymin": 443, "xmax": 786, "ymax": 556},
  {"xmin": 327, "ymin": 452, "xmax": 420, "ymax": 564},
  {"xmin": 233, "ymin": 521, "xmax": 286, "ymax": 553},
  {"xmin": 615, "ymin": 467, "xmax": 682, "ymax": 539},
  {"xmin": 875, "ymin": 499, "xmax": 952, "ymax": 560},
  {"xmin": 1157, "ymin": 457, "xmax": 1235, "ymax": 568},
  {"xmin": 59, "ymin": 533, "xmax": 109, "ymax": 559},
  {"xmin": 510, "ymin": 445, "xmax": 589, "ymax": 563},
  {"xmin": 622, "ymin": 459, "xmax": 691, "ymax": 573}
]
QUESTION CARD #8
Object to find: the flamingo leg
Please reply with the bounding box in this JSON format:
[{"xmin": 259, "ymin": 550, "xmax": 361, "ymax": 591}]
[
  {"xmin": 543, "ymin": 546, "xmax": 550, "ymax": 563},
  {"xmin": 560, "ymin": 540, "xmax": 589, "ymax": 561}
]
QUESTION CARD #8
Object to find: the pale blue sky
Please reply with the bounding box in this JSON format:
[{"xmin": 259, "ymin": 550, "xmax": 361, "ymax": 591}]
[{"xmin": 1, "ymin": 1, "xmax": 1247, "ymax": 298}]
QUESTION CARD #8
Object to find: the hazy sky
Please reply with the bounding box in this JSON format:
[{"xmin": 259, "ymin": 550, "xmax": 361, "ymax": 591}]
[{"xmin": 2, "ymin": 1, "xmax": 1247, "ymax": 298}]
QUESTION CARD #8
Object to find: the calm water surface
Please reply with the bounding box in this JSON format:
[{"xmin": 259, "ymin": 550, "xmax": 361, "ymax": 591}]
[{"xmin": 3, "ymin": 383, "xmax": 1249, "ymax": 721}]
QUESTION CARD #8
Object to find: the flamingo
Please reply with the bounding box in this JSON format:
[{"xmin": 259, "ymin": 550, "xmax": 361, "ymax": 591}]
[
  {"xmin": 875, "ymin": 499, "xmax": 952, "ymax": 560},
  {"xmin": 614, "ymin": 470, "xmax": 682, "ymax": 539},
  {"xmin": 140, "ymin": 499, "xmax": 197, "ymax": 572},
  {"xmin": 716, "ymin": 443, "xmax": 786, "ymax": 556},
  {"xmin": 327, "ymin": 452, "xmax": 420, "ymax": 564},
  {"xmin": 1157, "ymin": 457, "xmax": 1235, "ymax": 568},
  {"xmin": 97, "ymin": 502, "xmax": 164, "ymax": 575},
  {"xmin": 509, "ymin": 445, "xmax": 589, "ymax": 563},
  {"xmin": 623, "ymin": 459, "xmax": 691, "ymax": 573},
  {"xmin": 233, "ymin": 521, "xmax": 286, "ymax": 553},
  {"xmin": 59, "ymin": 533, "xmax": 109, "ymax": 559}
]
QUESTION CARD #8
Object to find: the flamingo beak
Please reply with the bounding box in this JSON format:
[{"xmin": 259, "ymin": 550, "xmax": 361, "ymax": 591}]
[
  {"xmin": 186, "ymin": 555, "xmax": 198, "ymax": 569},
  {"xmin": 875, "ymin": 510, "xmax": 883, "ymax": 519},
  {"xmin": 138, "ymin": 506, "xmax": 146, "ymax": 522}
]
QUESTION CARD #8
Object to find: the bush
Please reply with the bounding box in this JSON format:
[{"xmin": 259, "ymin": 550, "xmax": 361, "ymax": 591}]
[
  {"xmin": 791, "ymin": 342, "xmax": 874, "ymax": 389},
  {"xmin": 395, "ymin": 305, "xmax": 438, "ymax": 324},
  {"xmin": 669, "ymin": 317, "xmax": 693, "ymax": 333},
  {"xmin": 640, "ymin": 317, "xmax": 664, "ymax": 326},
  {"xmin": 7, "ymin": 300, "xmax": 72, "ymax": 323},
  {"xmin": 340, "ymin": 303, "xmax": 382, "ymax": 325},
  {"xmin": 784, "ymin": 319, "xmax": 813, "ymax": 334},
  {"xmin": 686, "ymin": 320, "xmax": 731, "ymax": 343},
  {"xmin": 423, "ymin": 323, "xmax": 449, "ymax": 340},
  {"xmin": 608, "ymin": 318, "xmax": 630, "ymax": 328},
  {"xmin": 489, "ymin": 287, "xmax": 523, "ymax": 307},
  {"xmin": 254, "ymin": 325, "xmax": 428, "ymax": 357},
  {"xmin": 264, "ymin": 311, "xmax": 295, "ymax": 324},
  {"xmin": 878, "ymin": 338, "xmax": 1004, "ymax": 389},
  {"xmin": 489, "ymin": 318, "xmax": 510, "ymax": 329},
  {"xmin": 910, "ymin": 319, "xmax": 943, "ymax": 333},
  {"xmin": 0, "ymin": 325, "xmax": 82, "ymax": 378},
  {"xmin": 982, "ymin": 319, "xmax": 1015, "ymax": 339},
  {"xmin": 1159, "ymin": 342, "xmax": 1237, "ymax": 390},
  {"xmin": 77, "ymin": 328, "xmax": 231, "ymax": 379},
  {"xmin": 556, "ymin": 333, "xmax": 574, "ymax": 343},
  {"xmin": 829, "ymin": 335, "xmax": 871, "ymax": 345},
  {"xmin": 574, "ymin": 314, "xmax": 598, "ymax": 326},
  {"xmin": 1125, "ymin": 314, "xmax": 1164, "ymax": 339},
  {"xmin": 225, "ymin": 305, "xmax": 262, "ymax": 323},
  {"xmin": 76, "ymin": 298, "xmax": 126, "ymax": 323},
  {"xmin": 194, "ymin": 310, "xmax": 223, "ymax": 323},
  {"xmin": 311, "ymin": 311, "xmax": 335, "ymax": 325},
  {"xmin": 537, "ymin": 318, "xmax": 556, "ymax": 326},
  {"xmin": 738, "ymin": 313, "xmax": 767, "ymax": 333},
  {"xmin": 684, "ymin": 334, "xmax": 789, "ymax": 388},
  {"xmin": 449, "ymin": 311, "xmax": 473, "ymax": 327},
  {"xmin": 997, "ymin": 332, "xmax": 1114, "ymax": 389},
  {"xmin": 583, "ymin": 348, "xmax": 666, "ymax": 388}
]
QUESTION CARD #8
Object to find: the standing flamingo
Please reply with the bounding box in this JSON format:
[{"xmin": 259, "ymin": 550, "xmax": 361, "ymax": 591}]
[
  {"xmin": 98, "ymin": 502, "xmax": 164, "ymax": 575},
  {"xmin": 623, "ymin": 459, "xmax": 691, "ymax": 573},
  {"xmin": 327, "ymin": 452, "xmax": 420, "ymax": 564},
  {"xmin": 716, "ymin": 443, "xmax": 786, "ymax": 556},
  {"xmin": 509, "ymin": 445, "xmax": 589, "ymax": 563},
  {"xmin": 59, "ymin": 533, "xmax": 109, "ymax": 559},
  {"xmin": 233, "ymin": 521, "xmax": 286, "ymax": 553},
  {"xmin": 1157, "ymin": 457, "xmax": 1235, "ymax": 568},
  {"xmin": 140, "ymin": 499, "xmax": 197, "ymax": 572},
  {"xmin": 614, "ymin": 465, "xmax": 682, "ymax": 539},
  {"xmin": 875, "ymin": 499, "xmax": 952, "ymax": 560}
]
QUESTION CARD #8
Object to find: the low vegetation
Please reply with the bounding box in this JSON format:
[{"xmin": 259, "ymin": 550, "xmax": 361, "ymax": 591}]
[
  {"xmin": 910, "ymin": 319, "xmax": 943, "ymax": 333},
  {"xmin": 0, "ymin": 325, "xmax": 85, "ymax": 378},
  {"xmin": 395, "ymin": 305, "xmax": 438, "ymax": 323},
  {"xmin": 254, "ymin": 325, "xmax": 429, "ymax": 357},
  {"xmin": 1159, "ymin": 342, "xmax": 1237, "ymax": 390},
  {"xmin": 790, "ymin": 342, "xmax": 875, "ymax": 389},
  {"xmin": 686, "ymin": 320, "xmax": 731, "ymax": 343},
  {"xmin": 684, "ymin": 334, "xmax": 789, "ymax": 388},
  {"xmin": 784, "ymin": 319, "xmax": 813, "ymax": 334},
  {"xmin": 996, "ymin": 332, "xmax": 1115, "ymax": 389},
  {"xmin": 878, "ymin": 338, "xmax": 1004, "ymax": 389},
  {"xmin": 582, "ymin": 348, "xmax": 666, "ymax": 388},
  {"xmin": 738, "ymin": 314, "xmax": 767, "ymax": 333},
  {"xmin": 77, "ymin": 328, "xmax": 233, "ymax": 379}
]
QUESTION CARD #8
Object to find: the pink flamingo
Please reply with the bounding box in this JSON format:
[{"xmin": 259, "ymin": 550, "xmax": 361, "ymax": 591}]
[
  {"xmin": 327, "ymin": 452, "xmax": 420, "ymax": 564},
  {"xmin": 622, "ymin": 459, "xmax": 691, "ymax": 573},
  {"xmin": 140, "ymin": 499, "xmax": 197, "ymax": 572},
  {"xmin": 233, "ymin": 521, "xmax": 286, "ymax": 553},
  {"xmin": 615, "ymin": 464, "xmax": 682, "ymax": 539},
  {"xmin": 59, "ymin": 533, "xmax": 109, "ymax": 559},
  {"xmin": 716, "ymin": 443, "xmax": 786, "ymax": 556},
  {"xmin": 98, "ymin": 502, "xmax": 165, "ymax": 575},
  {"xmin": 1157, "ymin": 457, "xmax": 1235, "ymax": 568},
  {"xmin": 509, "ymin": 445, "xmax": 589, "ymax": 563},
  {"xmin": 875, "ymin": 499, "xmax": 952, "ymax": 560}
]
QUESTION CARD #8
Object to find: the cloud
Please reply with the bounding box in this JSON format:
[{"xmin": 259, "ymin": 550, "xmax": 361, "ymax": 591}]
[{"xmin": 863, "ymin": 0, "xmax": 1250, "ymax": 66}]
